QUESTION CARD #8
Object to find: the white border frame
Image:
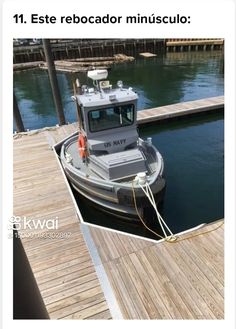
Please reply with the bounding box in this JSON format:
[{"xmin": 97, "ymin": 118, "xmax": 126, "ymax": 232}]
[{"xmin": 2, "ymin": 0, "xmax": 236, "ymax": 328}]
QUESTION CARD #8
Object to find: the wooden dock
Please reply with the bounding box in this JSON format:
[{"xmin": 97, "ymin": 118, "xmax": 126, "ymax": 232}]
[
  {"xmin": 13, "ymin": 39, "xmax": 164, "ymax": 64},
  {"xmin": 166, "ymin": 38, "xmax": 224, "ymax": 47},
  {"xmin": 166, "ymin": 38, "xmax": 224, "ymax": 52},
  {"xmin": 13, "ymin": 100, "xmax": 224, "ymax": 319},
  {"xmin": 13, "ymin": 39, "xmax": 223, "ymax": 64},
  {"xmin": 137, "ymin": 96, "xmax": 224, "ymax": 125},
  {"xmin": 41, "ymin": 54, "xmax": 134, "ymax": 73},
  {"xmin": 13, "ymin": 127, "xmax": 113, "ymax": 319},
  {"xmin": 89, "ymin": 220, "xmax": 224, "ymax": 319},
  {"xmin": 13, "ymin": 61, "xmax": 44, "ymax": 71}
]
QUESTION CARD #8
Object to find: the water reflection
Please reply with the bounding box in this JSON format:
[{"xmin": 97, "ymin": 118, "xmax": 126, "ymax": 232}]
[
  {"xmin": 140, "ymin": 112, "xmax": 224, "ymax": 235},
  {"xmin": 110, "ymin": 50, "xmax": 224, "ymax": 108},
  {"xmin": 13, "ymin": 51, "xmax": 224, "ymax": 131}
]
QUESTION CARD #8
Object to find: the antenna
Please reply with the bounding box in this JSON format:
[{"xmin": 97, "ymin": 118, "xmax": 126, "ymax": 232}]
[{"xmin": 73, "ymin": 82, "xmax": 82, "ymax": 130}]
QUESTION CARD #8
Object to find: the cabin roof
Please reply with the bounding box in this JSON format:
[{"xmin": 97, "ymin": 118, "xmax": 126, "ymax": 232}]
[{"xmin": 76, "ymin": 87, "xmax": 138, "ymax": 108}]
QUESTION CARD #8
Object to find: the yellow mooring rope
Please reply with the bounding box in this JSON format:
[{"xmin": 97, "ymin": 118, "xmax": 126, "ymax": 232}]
[
  {"xmin": 131, "ymin": 181, "xmax": 224, "ymax": 243},
  {"xmin": 175, "ymin": 221, "xmax": 224, "ymax": 243}
]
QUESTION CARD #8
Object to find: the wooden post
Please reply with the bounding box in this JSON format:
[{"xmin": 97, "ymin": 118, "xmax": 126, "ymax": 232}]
[
  {"xmin": 13, "ymin": 92, "xmax": 25, "ymax": 132},
  {"xmin": 42, "ymin": 39, "xmax": 66, "ymax": 126}
]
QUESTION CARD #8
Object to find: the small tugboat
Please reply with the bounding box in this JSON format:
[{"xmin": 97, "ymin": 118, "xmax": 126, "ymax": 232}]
[{"xmin": 60, "ymin": 69, "xmax": 166, "ymax": 221}]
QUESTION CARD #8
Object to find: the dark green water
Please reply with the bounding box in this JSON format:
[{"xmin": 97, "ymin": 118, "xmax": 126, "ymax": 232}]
[
  {"xmin": 14, "ymin": 50, "xmax": 224, "ymax": 131},
  {"xmin": 14, "ymin": 50, "xmax": 224, "ymax": 239}
]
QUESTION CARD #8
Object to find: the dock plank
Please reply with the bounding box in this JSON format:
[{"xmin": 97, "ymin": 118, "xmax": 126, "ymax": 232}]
[
  {"xmin": 13, "ymin": 131, "xmax": 112, "ymax": 319},
  {"xmin": 137, "ymin": 96, "xmax": 224, "ymax": 125},
  {"xmin": 47, "ymin": 286, "xmax": 102, "ymax": 314},
  {"xmin": 51, "ymin": 293, "xmax": 106, "ymax": 319},
  {"xmin": 90, "ymin": 221, "xmax": 224, "ymax": 319}
]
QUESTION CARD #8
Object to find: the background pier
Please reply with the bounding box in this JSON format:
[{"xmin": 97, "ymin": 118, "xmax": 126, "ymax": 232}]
[{"xmin": 13, "ymin": 38, "xmax": 224, "ymax": 64}]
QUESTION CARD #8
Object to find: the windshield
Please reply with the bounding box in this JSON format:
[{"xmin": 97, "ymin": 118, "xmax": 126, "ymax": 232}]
[{"xmin": 88, "ymin": 104, "xmax": 134, "ymax": 132}]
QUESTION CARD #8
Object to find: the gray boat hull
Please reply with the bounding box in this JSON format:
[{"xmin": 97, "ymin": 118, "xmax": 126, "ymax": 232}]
[{"xmin": 60, "ymin": 133, "xmax": 166, "ymax": 221}]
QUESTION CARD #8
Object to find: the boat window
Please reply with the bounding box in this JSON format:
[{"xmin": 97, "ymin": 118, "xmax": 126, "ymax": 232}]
[{"xmin": 88, "ymin": 104, "xmax": 134, "ymax": 132}]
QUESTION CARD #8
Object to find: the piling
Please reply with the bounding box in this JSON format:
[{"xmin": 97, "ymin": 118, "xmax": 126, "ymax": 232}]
[
  {"xmin": 42, "ymin": 39, "xmax": 66, "ymax": 126},
  {"xmin": 13, "ymin": 92, "xmax": 25, "ymax": 132}
]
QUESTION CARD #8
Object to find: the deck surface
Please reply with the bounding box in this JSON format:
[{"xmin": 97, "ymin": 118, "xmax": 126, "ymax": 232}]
[
  {"xmin": 137, "ymin": 96, "xmax": 224, "ymax": 124},
  {"xmin": 13, "ymin": 125, "xmax": 112, "ymax": 320},
  {"xmin": 166, "ymin": 39, "xmax": 224, "ymax": 47},
  {"xmin": 13, "ymin": 98, "xmax": 224, "ymax": 319},
  {"xmin": 89, "ymin": 222, "xmax": 224, "ymax": 319}
]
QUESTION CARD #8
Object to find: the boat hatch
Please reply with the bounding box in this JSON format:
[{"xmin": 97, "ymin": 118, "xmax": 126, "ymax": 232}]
[{"xmin": 89, "ymin": 148, "xmax": 147, "ymax": 180}]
